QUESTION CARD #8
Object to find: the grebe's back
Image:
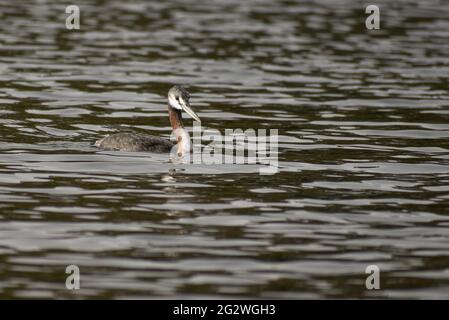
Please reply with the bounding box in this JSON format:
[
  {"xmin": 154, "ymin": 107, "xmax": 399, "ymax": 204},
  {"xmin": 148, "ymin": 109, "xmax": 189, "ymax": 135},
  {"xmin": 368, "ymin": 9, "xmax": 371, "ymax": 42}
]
[{"xmin": 94, "ymin": 132, "xmax": 173, "ymax": 152}]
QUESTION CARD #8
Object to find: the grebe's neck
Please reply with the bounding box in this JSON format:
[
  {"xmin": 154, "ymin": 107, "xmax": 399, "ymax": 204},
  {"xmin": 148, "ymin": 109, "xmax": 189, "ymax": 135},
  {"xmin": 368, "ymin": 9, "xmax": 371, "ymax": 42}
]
[
  {"xmin": 168, "ymin": 104, "xmax": 183, "ymax": 129},
  {"xmin": 168, "ymin": 104, "xmax": 190, "ymax": 157}
]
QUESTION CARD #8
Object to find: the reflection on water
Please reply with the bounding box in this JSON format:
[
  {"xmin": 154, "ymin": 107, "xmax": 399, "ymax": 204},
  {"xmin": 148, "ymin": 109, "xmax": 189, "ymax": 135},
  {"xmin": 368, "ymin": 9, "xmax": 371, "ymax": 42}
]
[{"xmin": 1, "ymin": 0, "xmax": 449, "ymax": 298}]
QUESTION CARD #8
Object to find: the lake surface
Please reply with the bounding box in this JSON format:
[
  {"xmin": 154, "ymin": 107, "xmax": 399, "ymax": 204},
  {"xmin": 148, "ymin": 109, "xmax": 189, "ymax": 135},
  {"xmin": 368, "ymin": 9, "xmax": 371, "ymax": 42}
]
[{"xmin": 0, "ymin": 0, "xmax": 449, "ymax": 299}]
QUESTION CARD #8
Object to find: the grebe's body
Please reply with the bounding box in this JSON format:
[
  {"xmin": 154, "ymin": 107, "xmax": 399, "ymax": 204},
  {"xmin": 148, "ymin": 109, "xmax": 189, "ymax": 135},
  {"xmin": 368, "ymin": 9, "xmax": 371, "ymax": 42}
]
[
  {"xmin": 94, "ymin": 85, "xmax": 200, "ymax": 156},
  {"xmin": 94, "ymin": 132, "xmax": 174, "ymax": 152}
]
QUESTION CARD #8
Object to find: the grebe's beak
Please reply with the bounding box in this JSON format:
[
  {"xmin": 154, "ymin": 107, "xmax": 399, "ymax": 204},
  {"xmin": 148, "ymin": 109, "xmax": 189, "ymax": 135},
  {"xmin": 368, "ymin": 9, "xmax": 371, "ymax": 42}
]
[{"xmin": 180, "ymin": 97, "xmax": 201, "ymax": 122}]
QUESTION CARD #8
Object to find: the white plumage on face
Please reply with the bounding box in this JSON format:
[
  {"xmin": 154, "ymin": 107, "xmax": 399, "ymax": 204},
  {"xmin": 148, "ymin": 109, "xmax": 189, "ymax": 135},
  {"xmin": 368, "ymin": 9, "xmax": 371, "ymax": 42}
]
[{"xmin": 168, "ymin": 93, "xmax": 182, "ymax": 110}]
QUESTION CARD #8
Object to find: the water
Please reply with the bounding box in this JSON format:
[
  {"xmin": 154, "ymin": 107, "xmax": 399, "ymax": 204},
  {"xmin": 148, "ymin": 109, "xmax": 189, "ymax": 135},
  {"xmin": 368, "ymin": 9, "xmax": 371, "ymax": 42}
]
[{"xmin": 0, "ymin": 0, "xmax": 449, "ymax": 299}]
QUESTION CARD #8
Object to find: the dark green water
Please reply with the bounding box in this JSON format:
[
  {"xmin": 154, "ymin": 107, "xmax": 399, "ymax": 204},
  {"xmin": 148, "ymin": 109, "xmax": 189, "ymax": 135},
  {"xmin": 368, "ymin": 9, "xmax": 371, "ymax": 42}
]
[{"xmin": 0, "ymin": 0, "xmax": 449, "ymax": 298}]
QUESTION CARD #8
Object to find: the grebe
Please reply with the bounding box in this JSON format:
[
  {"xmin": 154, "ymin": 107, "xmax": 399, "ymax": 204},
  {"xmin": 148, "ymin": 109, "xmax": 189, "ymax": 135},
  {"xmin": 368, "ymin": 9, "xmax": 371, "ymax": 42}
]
[{"xmin": 94, "ymin": 85, "xmax": 200, "ymax": 156}]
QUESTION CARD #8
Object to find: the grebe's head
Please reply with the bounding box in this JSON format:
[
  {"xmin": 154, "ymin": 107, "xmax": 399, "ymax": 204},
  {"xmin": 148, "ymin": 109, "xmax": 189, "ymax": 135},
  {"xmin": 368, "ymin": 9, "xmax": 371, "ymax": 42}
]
[{"xmin": 168, "ymin": 85, "xmax": 201, "ymax": 122}]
